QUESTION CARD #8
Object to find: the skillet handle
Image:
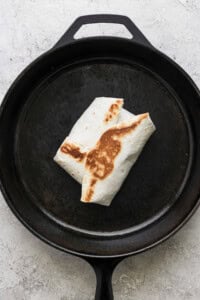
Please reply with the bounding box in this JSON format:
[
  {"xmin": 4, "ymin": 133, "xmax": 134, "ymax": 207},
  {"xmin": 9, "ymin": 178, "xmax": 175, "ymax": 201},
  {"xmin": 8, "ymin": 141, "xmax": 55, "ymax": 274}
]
[
  {"xmin": 86, "ymin": 257, "xmax": 121, "ymax": 300},
  {"xmin": 54, "ymin": 14, "xmax": 151, "ymax": 48}
]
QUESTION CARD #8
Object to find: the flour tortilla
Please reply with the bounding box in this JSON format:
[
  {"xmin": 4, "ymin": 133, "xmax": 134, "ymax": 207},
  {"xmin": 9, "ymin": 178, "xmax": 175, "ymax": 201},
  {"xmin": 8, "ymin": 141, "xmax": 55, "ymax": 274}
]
[
  {"xmin": 81, "ymin": 113, "xmax": 155, "ymax": 206},
  {"xmin": 54, "ymin": 97, "xmax": 123, "ymax": 183}
]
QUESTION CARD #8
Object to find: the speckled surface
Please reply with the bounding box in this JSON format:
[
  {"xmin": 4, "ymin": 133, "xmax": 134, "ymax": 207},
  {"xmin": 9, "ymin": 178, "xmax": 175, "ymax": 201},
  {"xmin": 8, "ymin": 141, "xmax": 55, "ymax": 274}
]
[{"xmin": 0, "ymin": 1, "xmax": 200, "ymax": 299}]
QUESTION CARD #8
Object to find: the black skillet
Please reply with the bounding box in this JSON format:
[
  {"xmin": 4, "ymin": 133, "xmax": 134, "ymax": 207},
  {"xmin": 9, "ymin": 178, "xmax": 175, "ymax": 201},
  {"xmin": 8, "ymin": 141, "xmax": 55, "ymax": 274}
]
[{"xmin": 0, "ymin": 14, "xmax": 200, "ymax": 299}]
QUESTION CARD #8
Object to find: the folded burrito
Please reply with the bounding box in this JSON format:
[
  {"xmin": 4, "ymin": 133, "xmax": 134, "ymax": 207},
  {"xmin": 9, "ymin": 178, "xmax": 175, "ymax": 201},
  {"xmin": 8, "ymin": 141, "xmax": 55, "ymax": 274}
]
[
  {"xmin": 54, "ymin": 97, "xmax": 155, "ymax": 206},
  {"xmin": 81, "ymin": 113, "xmax": 155, "ymax": 206},
  {"xmin": 54, "ymin": 97, "xmax": 123, "ymax": 183}
]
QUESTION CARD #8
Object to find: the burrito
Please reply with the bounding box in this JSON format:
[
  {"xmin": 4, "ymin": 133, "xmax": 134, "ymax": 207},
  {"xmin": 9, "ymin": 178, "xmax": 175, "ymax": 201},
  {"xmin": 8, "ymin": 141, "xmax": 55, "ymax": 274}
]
[
  {"xmin": 54, "ymin": 97, "xmax": 123, "ymax": 183},
  {"xmin": 54, "ymin": 97, "xmax": 155, "ymax": 206},
  {"xmin": 81, "ymin": 113, "xmax": 155, "ymax": 206}
]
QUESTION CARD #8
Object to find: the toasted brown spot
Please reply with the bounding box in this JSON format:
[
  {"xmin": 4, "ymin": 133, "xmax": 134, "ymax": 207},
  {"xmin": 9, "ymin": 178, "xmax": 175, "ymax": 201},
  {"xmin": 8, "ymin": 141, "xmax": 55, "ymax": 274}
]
[
  {"xmin": 116, "ymin": 99, "xmax": 122, "ymax": 104},
  {"xmin": 61, "ymin": 143, "xmax": 86, "ymax": 162},
  {"xmin": 85, "ymin": 113, "xmax": 148, "ymax": 201},
  {"xmin": 84, "ymin": 178, "xmax": 97, "ymax": 202},
  {"xmin": 104, "ymin": 99, "xmax": 123, "ymax": 123}
]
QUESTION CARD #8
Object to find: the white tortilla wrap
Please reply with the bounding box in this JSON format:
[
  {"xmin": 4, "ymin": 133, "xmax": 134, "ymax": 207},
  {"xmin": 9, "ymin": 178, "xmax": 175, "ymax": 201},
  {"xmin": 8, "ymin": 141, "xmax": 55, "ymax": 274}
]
[
  {"xmin": 81, "ymin": 113, "xmax": 155, "ymax": 206},
  {"xmin": 54, "ymin": 97, "xmax": 123, "ymax": 183}
]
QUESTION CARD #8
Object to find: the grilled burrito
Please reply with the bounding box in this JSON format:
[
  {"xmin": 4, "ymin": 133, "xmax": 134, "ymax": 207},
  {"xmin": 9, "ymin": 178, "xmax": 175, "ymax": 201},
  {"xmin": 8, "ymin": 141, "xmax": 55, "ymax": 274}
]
[{"xmin": 54, "ymin": 97, "xmax": 155, "ymax": 206}]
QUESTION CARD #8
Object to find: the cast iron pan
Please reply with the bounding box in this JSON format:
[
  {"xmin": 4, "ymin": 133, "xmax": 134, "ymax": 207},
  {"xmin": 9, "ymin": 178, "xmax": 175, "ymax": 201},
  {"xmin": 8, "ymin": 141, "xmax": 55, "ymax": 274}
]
[{"xmin": 0, "ymin": 14, "xmax": 200, "ymax": 299}]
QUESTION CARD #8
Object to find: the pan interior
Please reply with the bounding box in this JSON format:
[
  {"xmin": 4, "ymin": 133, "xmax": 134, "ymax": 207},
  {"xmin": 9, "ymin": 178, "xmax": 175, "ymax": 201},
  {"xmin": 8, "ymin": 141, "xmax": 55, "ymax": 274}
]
[{"xmin": 15, "ymin": 60, "xmax": 191, "ymax": 235}]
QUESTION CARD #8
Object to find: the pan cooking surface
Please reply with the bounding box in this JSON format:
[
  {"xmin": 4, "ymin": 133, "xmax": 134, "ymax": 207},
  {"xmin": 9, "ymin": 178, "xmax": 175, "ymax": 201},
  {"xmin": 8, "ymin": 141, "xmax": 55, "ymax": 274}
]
[{"xmin": 15, "ymin": 60, "xmax": 191, "ymax": 234}]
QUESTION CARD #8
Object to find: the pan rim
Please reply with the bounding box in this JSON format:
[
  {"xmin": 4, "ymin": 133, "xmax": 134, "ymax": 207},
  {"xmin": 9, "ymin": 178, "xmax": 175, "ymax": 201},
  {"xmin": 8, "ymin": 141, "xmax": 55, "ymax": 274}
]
[{"xmin": 1, "ymin": 36, "xmax": 200, "ymax": 258}]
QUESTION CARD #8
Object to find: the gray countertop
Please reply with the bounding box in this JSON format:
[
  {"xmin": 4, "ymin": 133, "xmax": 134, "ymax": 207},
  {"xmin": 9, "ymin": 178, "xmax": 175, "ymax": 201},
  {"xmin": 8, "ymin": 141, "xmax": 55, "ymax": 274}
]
[{"xmin": 1, "ymin": 1, "xmax": 200, "ymax": 299}]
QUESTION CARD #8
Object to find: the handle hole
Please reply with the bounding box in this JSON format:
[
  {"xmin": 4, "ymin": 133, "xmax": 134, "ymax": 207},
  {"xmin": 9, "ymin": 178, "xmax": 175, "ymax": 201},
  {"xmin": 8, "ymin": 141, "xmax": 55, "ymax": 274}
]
[{"xmin": 74, "ymin": 23, "xmax": 133, "ymax": 40}]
